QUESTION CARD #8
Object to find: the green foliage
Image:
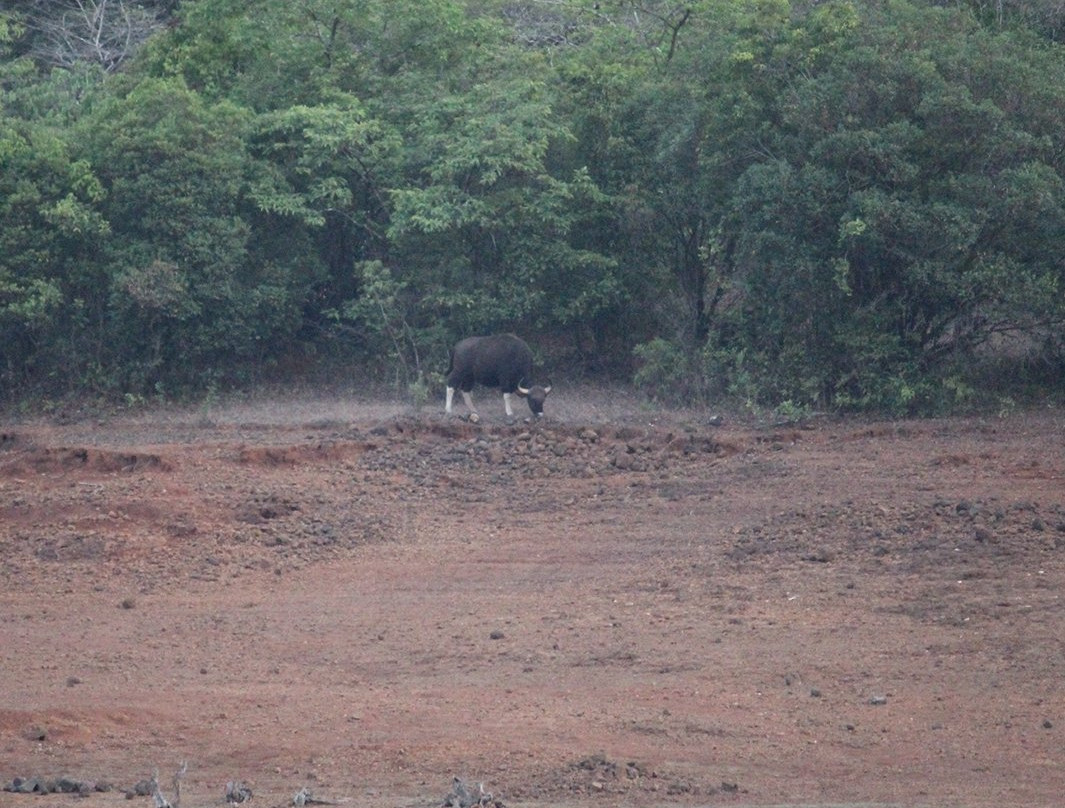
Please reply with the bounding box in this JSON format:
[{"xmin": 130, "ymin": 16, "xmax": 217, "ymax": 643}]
[
  {"xmin": 0, "ymin": 0, "xmax": 1063, "ymax": 410},
  {"xmin": 0, "ymin": 88, "xmax": 110, "ymax": 393},
  {"xmin": 633, "ymin": 337, "xmax": 728, "ymax": 405},
  {"xmin": 336, "ymin": 260, "xmax": 437, "ymax": 390},
  {"xmin": 52, "ymin": 76, "xmax": 308, "ymax": 395},
  {"xmin": 704, "ymin": 0, "xmax": 1064, "ymax": 410},
  {"xmin": 633, "ymin": 337, "xmax": 696, "ymax": 403}
]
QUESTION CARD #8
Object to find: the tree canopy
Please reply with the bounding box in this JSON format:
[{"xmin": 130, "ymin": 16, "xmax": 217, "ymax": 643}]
[{"xmin": 1, "ymin": 0, "xmax": 1063, "ymax": 412}]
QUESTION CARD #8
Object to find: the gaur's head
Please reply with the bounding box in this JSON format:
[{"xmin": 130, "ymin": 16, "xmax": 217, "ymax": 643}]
[{"xmin": 517, "ymin": 383, "xmax": 552, "ymax": 416}]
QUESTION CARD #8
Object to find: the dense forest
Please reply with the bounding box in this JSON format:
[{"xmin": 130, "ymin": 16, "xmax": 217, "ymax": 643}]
[{"xmin": 1, "ymin": 0, "xmax": 1063, "ymax": 414}]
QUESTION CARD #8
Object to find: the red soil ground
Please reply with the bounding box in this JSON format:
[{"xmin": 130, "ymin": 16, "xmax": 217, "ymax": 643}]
[{"xmin": 1, "ymin": 391, "xmax": 1063, "ymax": 807}]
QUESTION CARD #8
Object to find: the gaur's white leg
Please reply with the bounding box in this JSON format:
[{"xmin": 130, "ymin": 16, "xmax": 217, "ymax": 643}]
[
  {"xmin": 462, "ymin": 390, "xmax": 476, "ymax": 415},
  {"xmin": 445, "ymin": 386, "xmax": 455, "ymax": 414},
  {"xmin": 503, "ymin": 392, "xmax": 514, "ymax": 417}
]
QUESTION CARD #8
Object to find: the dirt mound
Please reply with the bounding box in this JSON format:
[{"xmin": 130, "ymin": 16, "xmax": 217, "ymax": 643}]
[
  {"xmin": 0, "ymin": 444, "xmax": 170, "ymax": 475},
  {"xmin": 234, "ymin": 440, "xmax": 376, "ymax": 467},
  {"xmin": 352, "ymin": 416, "xmax": 739, "ymax": 483}
]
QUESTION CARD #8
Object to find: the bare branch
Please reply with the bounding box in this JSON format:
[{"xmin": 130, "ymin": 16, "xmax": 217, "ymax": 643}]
[{"xmin": 24, "ymin": 0, "xmax": 163, "ymax": 72}]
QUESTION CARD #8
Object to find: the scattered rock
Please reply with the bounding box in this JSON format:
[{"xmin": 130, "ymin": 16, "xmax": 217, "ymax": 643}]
[
  {"xmin": 440, "ymin": 776, "xmax": 499, "ymax": 808},
  {"xmin": 803, "ymin": 548, "xmax": 834, "ymax": 563},
  {"xmin": 226, "ymin": 780, "xmax": 253, "ymax": 803},
  {"xmin": 127, "ymin": 778, "xmax": 155, "ymax": 798},
  {"xmin": 5, "ymin": 777, "xmax": 45, "ymax": 794},
  {"xmin": 52, "ymin": 777, "xmax": 85, "ymax": 794},
  {"xmin": 4, "ymin": 776, "xmax": 110, "ymax": 795}
]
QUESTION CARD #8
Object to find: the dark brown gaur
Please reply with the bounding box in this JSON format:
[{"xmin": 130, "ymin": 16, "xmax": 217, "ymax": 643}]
[{"xmin": 444, "ymin": 334, "xmax": 551, "ymax": 419}]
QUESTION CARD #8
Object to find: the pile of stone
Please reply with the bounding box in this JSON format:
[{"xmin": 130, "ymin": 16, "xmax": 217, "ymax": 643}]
[{"xmin": 3, "ymin": 776, "xmax": 113, "ymax": 796}]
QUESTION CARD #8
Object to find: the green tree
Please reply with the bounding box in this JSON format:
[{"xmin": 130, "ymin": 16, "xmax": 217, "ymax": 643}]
[
  {"xmin": 247, "ymin": 95, "xmax": 402, "ymax": 334},
  {"xmin": 720, "ymin": 1, "xmax": 1065, "ymax": 409},
  {"xmin": 0, "ymin": 32, "xmax": 110, "ymax": 395},
  {"xmin": 2, "ymin": 0, "xmax": 1062, "ymax": 409},
  {"xmin": 73, "ymin": 77, "xmax": 304, "ymax": 393}
]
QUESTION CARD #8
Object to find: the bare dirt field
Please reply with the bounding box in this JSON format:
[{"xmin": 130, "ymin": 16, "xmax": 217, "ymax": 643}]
[{"xmin": 1, "ymin": 390, "xmax": 1063, "ymax": 808}]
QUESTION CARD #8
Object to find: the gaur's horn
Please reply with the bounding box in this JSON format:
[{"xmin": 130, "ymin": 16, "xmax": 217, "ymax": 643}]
[{"xmin": 517, "ymin": 385, "xmax": 530, "ymax": 396}]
